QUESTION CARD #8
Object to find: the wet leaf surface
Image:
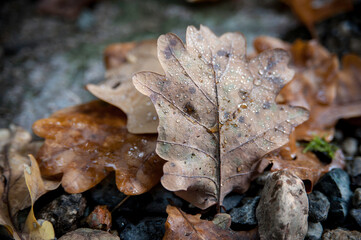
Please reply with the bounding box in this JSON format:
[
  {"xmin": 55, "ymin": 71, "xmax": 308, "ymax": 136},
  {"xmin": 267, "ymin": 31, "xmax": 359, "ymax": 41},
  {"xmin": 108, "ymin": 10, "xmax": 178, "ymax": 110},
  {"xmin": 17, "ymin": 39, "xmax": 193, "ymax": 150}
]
[
  {"xmin": 164, "ymin": 205, "xmax": 259, "ymax": 240},
  {"xmin": 133, "ymin": 26, "xmax": 308, "ymax": 209},
  {"xmin": 33, "ymin": 101, "xmax": 164, "ymax": 195},
  {"xmin": 87, "ymin": 40, "xmax": 163, "ymax": 134}
]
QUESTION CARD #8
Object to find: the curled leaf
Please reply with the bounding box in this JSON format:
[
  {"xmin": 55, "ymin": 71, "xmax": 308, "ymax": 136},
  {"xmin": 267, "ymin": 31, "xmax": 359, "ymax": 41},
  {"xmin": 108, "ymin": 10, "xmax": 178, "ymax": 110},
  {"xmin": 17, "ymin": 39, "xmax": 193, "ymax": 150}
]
[
  {"xmin": 33, "ymin": 101, "xmax": 164, "ymax": 195},
  {"xmin": 133, "ymin": 26, "xmax": 308, "ymax": 209},
  {"xmin": 164, "ymin": 205, "xmax": 259, "ymax": 240},
  {"xmin": 23, "ymin": 155, "xmax": 58, "ymax": 240},
  {"xmin": 87, "ymin": 40, "xmax": 163, "ymax": 134}
]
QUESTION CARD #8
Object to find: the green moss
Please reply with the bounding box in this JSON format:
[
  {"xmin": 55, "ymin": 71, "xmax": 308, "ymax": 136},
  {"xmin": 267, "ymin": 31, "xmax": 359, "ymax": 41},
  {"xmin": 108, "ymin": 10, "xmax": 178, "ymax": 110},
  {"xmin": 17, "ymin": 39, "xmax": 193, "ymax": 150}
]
[{"xmin": 303, "ymin": 136, "xmax": 338, "ymax": 159}]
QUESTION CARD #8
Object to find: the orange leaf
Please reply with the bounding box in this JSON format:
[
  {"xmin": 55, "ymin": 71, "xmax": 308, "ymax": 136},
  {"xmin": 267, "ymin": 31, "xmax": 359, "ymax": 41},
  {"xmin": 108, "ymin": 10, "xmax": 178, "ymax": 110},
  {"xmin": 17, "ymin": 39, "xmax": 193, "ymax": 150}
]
[
  {"xmin": 86, "ymin": 206, "xmax": 112, "ymax": 231},
  {"xmin": 33, "ymin": 101, "xmax": 164, "ymax": 195}
]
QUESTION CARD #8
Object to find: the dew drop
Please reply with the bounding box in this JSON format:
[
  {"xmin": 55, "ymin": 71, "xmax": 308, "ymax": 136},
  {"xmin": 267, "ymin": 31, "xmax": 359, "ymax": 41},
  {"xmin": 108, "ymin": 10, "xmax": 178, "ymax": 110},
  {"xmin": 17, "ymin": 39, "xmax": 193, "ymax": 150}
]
[
  {"xmin": 254, "ymin": 79, "xmax": 262, "ymax": 86},
  {"xmin": 176, "ymin": 119, "xmax": 180, "ymax": 123}
]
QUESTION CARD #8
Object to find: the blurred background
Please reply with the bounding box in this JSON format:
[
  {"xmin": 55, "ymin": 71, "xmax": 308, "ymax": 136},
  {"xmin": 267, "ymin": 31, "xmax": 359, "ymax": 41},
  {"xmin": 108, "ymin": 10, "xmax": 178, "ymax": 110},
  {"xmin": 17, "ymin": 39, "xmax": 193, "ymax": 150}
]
[{"xmin": 1, "ymin": 0, "xmax": 360, "ymax": 132}]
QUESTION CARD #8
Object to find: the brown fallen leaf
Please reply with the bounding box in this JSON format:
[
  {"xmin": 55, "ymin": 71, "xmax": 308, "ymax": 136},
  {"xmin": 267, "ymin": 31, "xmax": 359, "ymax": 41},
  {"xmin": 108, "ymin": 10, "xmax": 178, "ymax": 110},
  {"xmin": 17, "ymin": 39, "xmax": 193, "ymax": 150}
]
[
  {"xmin": 23, "ymin": 155, "xmax": 57, "ymax": 240},
  {"xmin": 0, "ymin": 126, "xmax": 57, "ymax": 219},
  {"xmin": 37, "ymin": 0, "xmax": 101, "ymax": 19},
  {"xmin": 265, "ymin": 147, "xmax": 345, "ymax": 192},
  {"xmin": 254, "ymin": 37, "xmax": 361, "ymax": 142},
  {"xmin": 86, "ymin": 206, "xmax": 112, "ymax": 231},
  {"xmin": 133, "ymin": 25, "xmax": 308, "ymax": 209},
  {"xmin": 282, "ymin": 0, "xmax": 353, "ymax": 36},
  {"xmin": 59, "ymin": 228, "xmax": 120, "ymax": 240},
  {"xmin": 33, "ymin": 100, "xmax": 164, "ymax": 195},
  {"xmin": 164, "ymin": 205, "xmax": 259, "ymax": 240},
  {"xmin": 87, "ymin": 40, "xmax": 163, "ymax": 134}
]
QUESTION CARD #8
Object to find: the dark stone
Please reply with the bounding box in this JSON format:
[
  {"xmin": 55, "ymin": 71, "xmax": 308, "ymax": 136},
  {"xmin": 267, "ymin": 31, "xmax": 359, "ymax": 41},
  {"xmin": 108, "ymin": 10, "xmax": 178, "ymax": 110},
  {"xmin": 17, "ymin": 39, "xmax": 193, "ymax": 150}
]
[
  {"xmin": 230, "ymin": 196, "xmax": 260, "ymax": 227},
  {"xmin": 305, "ymin": 222, "xmax": 322, "ymax": 240},
  {"xmin": 87, "ymin": 173, "xmax": 126, "ymax": 209},
  {"xmin": 119, "ymin": 217, "xmax": 166, "ymax": 240},
  {"xmin": 37, "ymin": 194, "xmax": 87, "ymax": 237},
  {"xmin": 145, "ymin": 185, "xmax": 183, "ymax": 215},
  {"xmin": 314, "ymin": 168, "xmax": 352, "ymax": 225},
  {"xmin": 223, "ymin": 193, "xmax": 243, "ymax": 211},
  {"xmin": 114, "ymin": 216, "xmax": 129, "ymax": 233},
  {"xmin": 346, "ymin": 156, "xmax": 361, "ymax": 178},
  {"xmin": 350, "ymin": 208, "xmax": 361, "ymax": 228},
  {"xmin": 353, "ymin": 188, "xmax": 361, "ymax": 208},
  {"xmin": 308, "ymin": 191, "xmax": 330, "ymax": 222}
]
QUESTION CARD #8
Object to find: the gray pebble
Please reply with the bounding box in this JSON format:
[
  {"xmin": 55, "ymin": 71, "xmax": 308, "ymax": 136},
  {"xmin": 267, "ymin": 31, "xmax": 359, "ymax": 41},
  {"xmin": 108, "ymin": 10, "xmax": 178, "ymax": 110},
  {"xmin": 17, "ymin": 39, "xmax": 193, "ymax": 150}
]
[
  {"xmin": 308, "ymin": 191, "xmax": 330, "ymax": 222},
  {"xmin": 305, "ymin": 222, "xmax": 323, "ymax": 240},
  {"xmin": 353, "ymin": 188, "xmax": 361, "ymax": 208},
  {"xmin": 342, "ymin": 138, "xmax": 358, "ymax": 156}
]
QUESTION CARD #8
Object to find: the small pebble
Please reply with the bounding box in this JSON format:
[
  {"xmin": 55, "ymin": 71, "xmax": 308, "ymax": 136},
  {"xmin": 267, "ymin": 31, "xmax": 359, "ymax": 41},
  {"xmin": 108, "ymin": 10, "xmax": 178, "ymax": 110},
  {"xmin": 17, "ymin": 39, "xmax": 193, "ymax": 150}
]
[
  {"xmin": 346, "ymin": 156, "xmax": 361, "ymax": 178},
  {"xmin": 256, "ymin": 171, "xmax": 308, "ymax": 240},
  {"xmin": 59, "ymin": 228, "xmax": 119, "ymax": 240},
  {"xmin": 305, "ymin": 222, "xmax": 322, "ymax": 240},
  {"xmin": 37, "ymin": 194, "xmax": 87, "ymax": 237},
  {"xmin": 342, "ymin": 138, "xmax": 358, "ymax": 156},
  {"xmin": 322, "ymin": 228, "xmax": 361, "ymax": 240},
  {"xmin": 119, "ymin": 217, "xmax": 166, "ymax": 240},
  {"xmin": 230, "ymin": 196, "xmax": 260, "ymax": 227},
  {"xmin": 350, "ymin": 208, "xmax": 361, "ymax": 228},
  {"xmin": 353, "ymin": 188, "xmax": 361, "ymax": 208},
  {"xmin": 308, "ymin": 191, "xmax": 330, "ymax": 222},
  {"xmin": 223, "ymin": 193, "xmax": 244, "ymax": 211},
  {"xmin": 314, "ymin": 168, "xmax": 352, "ymax": 225}
]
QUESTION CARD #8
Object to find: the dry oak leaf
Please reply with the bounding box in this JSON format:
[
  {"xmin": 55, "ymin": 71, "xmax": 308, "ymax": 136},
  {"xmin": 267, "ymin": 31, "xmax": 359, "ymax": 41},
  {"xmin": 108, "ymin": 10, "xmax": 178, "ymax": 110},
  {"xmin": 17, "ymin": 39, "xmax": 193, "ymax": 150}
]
[
  {"xmin": 164, "ymin": 205, "xmax": 259, "ymax": 240},
  {"xmin": 0, "ymin": 126, "xmax": 58, "ymax": 220},
  {"xmin": 23, "ymin": 155, "xmax": 57, "ymax": 240},
  {"xmin": 33, "ymin": 100, "xmax": 164, "ymax": 195},
  {"xmin": 254, "ymin": 37, "xmax": 361, "ymax": 142},
  {"xmin": 282, "ymin": 0, "xmax": 353, "ymax": 36},
  {"xmin": 87, "ymin": 40, "xmax": 163, "ymax": 134},
  {"xmin": 266, "ymin": 147, "xmax": 345, "ymax": 192},
  {"xmin": 133, "ymin": 26, "xmax": 309, "ymax": 209}
]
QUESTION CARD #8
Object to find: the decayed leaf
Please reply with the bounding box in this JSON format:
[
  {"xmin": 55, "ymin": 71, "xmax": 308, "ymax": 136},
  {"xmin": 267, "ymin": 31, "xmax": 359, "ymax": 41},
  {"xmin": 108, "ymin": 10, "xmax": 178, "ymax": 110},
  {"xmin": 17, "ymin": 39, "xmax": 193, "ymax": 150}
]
[
  {"xmin": 23, "ymin": 155, "xmax": 57, "ymax": 240},
  {"xmin": 0, "ymin": 126, "xmax": 56, "ymax": 219},
  {"xmin": 59, "ymin": 228, "xmax": 120, "ymax": 240},
  {"xmin": 164, "ymin": 205, "xmax": 259, "ymax": 240},
  {"xmin": 87, "ymin": 40, "xmax": 163, "ymax": 134},
  {"xmin": 133, "ymin": 26, "xmax": 308, "ymax": 209},
  {"xmin": 282, "ymin": 0, "xmax": 353, "ymax": 35},
  {"xmin": 254, "ymin": 37, "xmax": 361, "ymax": 142},
  {"xmin": 265, "ymin": 147, "xmax": 345, "ymax": 192},
  {"xmin": 86, "ymin": 206, "xmax": 112, "ymax": 231},
  {"xmin": 33, "ymin": 100, "xmax": 164, "ymax": 195}
]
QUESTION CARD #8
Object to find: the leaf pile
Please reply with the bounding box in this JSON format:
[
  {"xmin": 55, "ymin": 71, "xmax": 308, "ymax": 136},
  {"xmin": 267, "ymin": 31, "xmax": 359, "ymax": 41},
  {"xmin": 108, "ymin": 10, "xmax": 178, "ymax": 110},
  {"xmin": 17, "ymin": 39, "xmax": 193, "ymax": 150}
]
[
  {"xmin": 0, "ymin": 126, "xmax": 59, "ymax": 240},
  {"xmin": 3, "ymin": 24, "xmax": 361, "ymax": 239}
]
